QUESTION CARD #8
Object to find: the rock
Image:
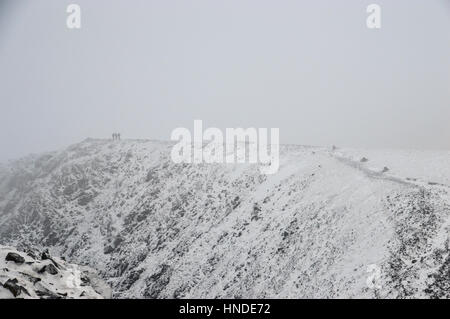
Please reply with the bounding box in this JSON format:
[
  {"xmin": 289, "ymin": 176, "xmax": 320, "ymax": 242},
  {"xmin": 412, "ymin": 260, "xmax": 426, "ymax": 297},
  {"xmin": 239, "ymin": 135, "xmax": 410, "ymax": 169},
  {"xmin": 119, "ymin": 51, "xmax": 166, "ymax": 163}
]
[
  {"xmin": 26, "ymin": 252, "xmax": 36, "ymax": 259},
  {"xmin": 103, "ymin": 245, "xmax": 114, "ymax": 254},
  {"xmin": 360, "ymin": 157, "xmax": 369, "ymax": 163},
  {"xmin": 38, "ymin": 264, "xmax": 59, "ymax": 275},
  {"xmin": 80, "ymin": 273, "xmax": 91, "ymax": 286},
  {"xmin": 5, "ymin": 252, "xmax": 25, "ymax": 264},
  {"xmin": 41, "ymin": 249, "xmax": 51, "ymax": 260},
  {"xmin": 25, "ymin": 249, "xmax": 39, "ymax": 259},
  {"xmin": 2, "ymin": 278, "xmax": 29, "ymax": 297},
  {"xmin": 1, "ymin": 245, "xmax": 109, "ymax": 299},
  {"xmin": 35, "ymin": 289, "xmax": 62, "ymax": 299},
  {"xmin": 113, "ymin": 236, "xmax": 124, "ymax": 247}
]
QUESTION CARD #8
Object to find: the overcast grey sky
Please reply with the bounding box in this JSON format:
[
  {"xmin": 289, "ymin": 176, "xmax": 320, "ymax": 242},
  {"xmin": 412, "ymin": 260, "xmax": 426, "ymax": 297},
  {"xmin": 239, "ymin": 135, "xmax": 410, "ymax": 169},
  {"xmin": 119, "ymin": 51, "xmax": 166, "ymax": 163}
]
[{"xmin": 0, "ymin": 0, "xmax": 449, "ymax": 161}]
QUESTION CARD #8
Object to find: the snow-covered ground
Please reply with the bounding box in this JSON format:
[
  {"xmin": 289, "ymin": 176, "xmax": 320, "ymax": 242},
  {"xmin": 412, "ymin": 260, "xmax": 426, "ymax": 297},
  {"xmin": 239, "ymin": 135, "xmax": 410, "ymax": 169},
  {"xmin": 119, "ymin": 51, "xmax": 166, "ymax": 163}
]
[
  {"xmin": 337, "ymin": 148, "xmax": 450, "ymax": 186},
  {"xmin": 0, "ymin": 139, "xmax": 448, "ymax": 298}
]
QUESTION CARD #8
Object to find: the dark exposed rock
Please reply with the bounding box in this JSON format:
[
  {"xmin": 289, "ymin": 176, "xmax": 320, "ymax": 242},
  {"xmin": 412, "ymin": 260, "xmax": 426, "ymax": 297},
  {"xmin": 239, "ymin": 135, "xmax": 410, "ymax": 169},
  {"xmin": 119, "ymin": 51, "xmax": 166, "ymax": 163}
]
[
  {"xmin": 38, "ymin": 263, "xmax": 59, "ymax": 275},
  {"xmin": 41, "ymin": 249, "xmax": 51, "ymax": 260},
  {"xmin": 80, "ymin": 273, "xmax": 91, "ymax": 286},
  {"xmin": 5, "ymin": 252, "xmax": 25, "ymax": 264},
  {"xmin": 35, "ymin": 289, "xmax": 62, "ymax": 299},
  {"xmin": 26, "ymin": 250, "xmax": 38, "ymax": 259},
  {"xmin": 113, "ymin": 235, "xmax": 124, "ymax": 247},
  {"xmin": 103, "ymin": 245, "xmax": 114, "ymax": 254},
  {"xmin": 2, "ymin": 278, "xmax": 30, "ymax": 297}
]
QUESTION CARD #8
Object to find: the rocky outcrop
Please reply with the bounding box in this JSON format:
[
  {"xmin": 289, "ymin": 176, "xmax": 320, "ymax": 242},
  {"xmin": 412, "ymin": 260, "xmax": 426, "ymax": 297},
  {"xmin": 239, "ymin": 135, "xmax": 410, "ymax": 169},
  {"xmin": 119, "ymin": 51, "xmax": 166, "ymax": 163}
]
[{"xmin": 0, "ymin": 245, "xmax": 111, "ymax": 299}]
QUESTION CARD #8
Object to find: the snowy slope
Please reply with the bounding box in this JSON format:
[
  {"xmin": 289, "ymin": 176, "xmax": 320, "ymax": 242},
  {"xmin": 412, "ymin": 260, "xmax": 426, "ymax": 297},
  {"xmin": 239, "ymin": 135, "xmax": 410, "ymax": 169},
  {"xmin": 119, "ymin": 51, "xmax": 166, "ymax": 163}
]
[
  {"xmin": 0, "ymin": 245, "xmax": 110, "ymax": 298},
  {"xmin": 0, "ymin": 139, "xmax": 448, "ymax": 298}
]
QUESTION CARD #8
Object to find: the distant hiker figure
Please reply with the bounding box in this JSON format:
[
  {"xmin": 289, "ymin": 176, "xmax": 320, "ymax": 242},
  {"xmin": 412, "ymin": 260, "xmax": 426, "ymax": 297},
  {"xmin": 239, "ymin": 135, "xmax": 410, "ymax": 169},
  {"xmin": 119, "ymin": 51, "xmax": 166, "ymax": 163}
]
[
  {"xmin": 117, "ymin": 133, "xmax": 121, "ymax": 140},
  {"xmin": 112, "ymin": 133, "xmax": 116, "ymax": 140}
]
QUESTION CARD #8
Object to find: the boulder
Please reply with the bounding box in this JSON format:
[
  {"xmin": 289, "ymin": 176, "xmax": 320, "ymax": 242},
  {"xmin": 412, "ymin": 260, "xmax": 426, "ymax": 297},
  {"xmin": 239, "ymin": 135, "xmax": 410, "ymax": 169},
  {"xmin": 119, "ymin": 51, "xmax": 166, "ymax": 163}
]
[
  {"xmin": 2, "ymin": 278, "xmax": 30, "ymax": 297},
  {"xmin": 103, "ymin": 245, "xmax": 114, "ymax": 254},
  {"xmin": 41, "ymin": 249, "xmax": 51, "ymax": 260},
  {"xmin": 5, "ymin": 252, "xmax": 25, "ymax": 264}
]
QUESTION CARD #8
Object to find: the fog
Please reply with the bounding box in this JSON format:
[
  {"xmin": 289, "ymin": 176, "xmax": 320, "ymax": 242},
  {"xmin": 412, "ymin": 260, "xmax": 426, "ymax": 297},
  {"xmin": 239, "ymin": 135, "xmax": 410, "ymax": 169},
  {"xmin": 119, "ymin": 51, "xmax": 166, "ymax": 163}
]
[{"xmin": 1, "ymin": 0, "xmax": 449, "ymax": 162}]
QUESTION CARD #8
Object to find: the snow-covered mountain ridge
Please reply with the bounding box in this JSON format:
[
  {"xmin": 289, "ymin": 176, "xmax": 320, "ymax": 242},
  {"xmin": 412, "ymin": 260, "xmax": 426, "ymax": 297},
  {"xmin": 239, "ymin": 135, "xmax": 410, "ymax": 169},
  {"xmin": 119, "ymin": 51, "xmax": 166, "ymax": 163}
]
[{"xmin": 0, "ymin": 139, "xmax": 448, "ymax": 298}]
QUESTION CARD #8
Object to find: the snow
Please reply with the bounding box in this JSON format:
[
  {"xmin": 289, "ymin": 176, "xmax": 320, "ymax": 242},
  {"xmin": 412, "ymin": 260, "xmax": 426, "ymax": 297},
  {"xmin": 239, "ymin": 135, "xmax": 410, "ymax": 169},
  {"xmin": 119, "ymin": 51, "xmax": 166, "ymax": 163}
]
[
  {"xmin": 337, "ymin": 148, "xmax": 450, "ymax": 186},
  {"xmin": 0, "ymin": 139, "xmax": 448, "ymax": 298}
]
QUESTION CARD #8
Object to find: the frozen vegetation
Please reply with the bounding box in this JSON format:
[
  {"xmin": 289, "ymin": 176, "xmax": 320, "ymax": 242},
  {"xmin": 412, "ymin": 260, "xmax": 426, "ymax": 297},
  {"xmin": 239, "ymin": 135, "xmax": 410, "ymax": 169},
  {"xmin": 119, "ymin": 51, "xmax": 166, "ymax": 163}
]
[{"xmin": 0, "ymin": 139, "xmax": 448, "ymax": 298}]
